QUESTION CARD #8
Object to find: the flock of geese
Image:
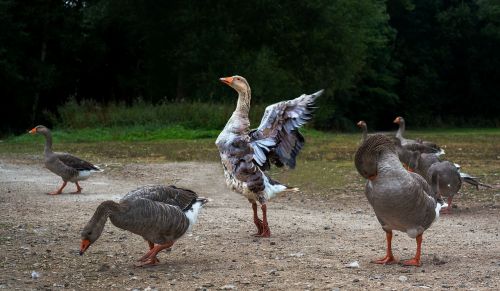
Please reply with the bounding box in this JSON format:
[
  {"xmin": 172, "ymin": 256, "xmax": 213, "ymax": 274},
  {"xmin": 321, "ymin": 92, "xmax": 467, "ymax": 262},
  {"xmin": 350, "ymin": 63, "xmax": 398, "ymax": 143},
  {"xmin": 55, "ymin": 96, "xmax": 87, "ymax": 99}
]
[{"xmin": 27, "ymin": 75, "xmax": 490, "ymax": 267}]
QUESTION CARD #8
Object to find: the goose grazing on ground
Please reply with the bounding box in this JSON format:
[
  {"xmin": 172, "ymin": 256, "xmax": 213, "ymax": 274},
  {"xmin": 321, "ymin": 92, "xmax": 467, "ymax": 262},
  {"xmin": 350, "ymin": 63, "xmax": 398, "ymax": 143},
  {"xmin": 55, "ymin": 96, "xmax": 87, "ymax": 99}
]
[
  {"xmin": 393, "ymin": 116, "xmax": 445, "ymax": 156},
  {"xmin": 216, "ymin": 75, "xmax": 323, "ymax": 238},
  {"xmin": 79, "ymin": 185, "xmax": 208, "ymax": 267},
  {"xmin": 357, "ymin": 120, "xmax": 368, "ymax": 142},
  {"xmin": 407, "ymin": 154, "xmax": 491, "ymax": 213},
  {"xmin": 355, "ymin": 134, "xmax": 446, "ymax": 266},
  {"xmin": 29, "ymin": 125, "xmax": 102, "ymax": 195}
]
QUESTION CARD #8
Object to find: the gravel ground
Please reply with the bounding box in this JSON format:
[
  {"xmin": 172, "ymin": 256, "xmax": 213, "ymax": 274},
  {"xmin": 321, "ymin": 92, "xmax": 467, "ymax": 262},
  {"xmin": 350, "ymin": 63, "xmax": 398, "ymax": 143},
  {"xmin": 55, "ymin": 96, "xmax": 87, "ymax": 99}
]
[{"xmin": 0, "ymin": 157, "xmax": 499, "ymax": 290}]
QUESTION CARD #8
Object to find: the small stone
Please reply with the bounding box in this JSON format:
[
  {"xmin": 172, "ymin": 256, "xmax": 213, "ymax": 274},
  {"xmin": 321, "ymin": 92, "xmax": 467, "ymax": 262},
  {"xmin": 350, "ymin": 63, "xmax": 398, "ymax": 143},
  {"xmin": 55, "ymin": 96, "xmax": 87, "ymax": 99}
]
[
  {"xmin": 202, "ymin": 283, "xmax": 214, "ymax": 287},
  {"xmin": 220, "ymin": 284, "xmax": 236, "ymax": 290},
  {"xmin": 352, "ymin": 278, "xmax": 359, "ymax": 283},
  {"xmin": 345, "ymin": 261, "xmax": 360, "ymax": 268},
  {"xmin": 31, "ymin": 271, "xmax": 40, "ymax": 279},
  {"xmin": 270, "ymin": 241, "xmax": 276, "ymax": 245},
  {"xmin": 398, "ymin": 275, "xmax": 408, "ymax": 282}
]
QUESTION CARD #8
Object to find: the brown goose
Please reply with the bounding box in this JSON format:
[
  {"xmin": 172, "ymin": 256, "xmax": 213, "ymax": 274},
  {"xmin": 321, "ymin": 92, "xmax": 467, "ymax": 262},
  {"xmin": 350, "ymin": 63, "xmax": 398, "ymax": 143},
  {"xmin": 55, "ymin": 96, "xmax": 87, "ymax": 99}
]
[
  {"xmin": 29, "ymin": 125, "xmax": 102, "ymax": 195},
  {"xmin": 393, "ymin": 116, "xmax": 444, "ymax": 156},
  {"xmin": 355, "ymin": 134, "xmax": 446, "ymax": 266},
  {"xmin": 216, "ymin": 75, "xmax": 322, "ymax": 237},
  {"xmin": 79, "ymin": 185, "xmax": 208, "ymax": 266},
  {"xmin": 357, "ymin": 120, "xmax": 368, "ymax": 142}
]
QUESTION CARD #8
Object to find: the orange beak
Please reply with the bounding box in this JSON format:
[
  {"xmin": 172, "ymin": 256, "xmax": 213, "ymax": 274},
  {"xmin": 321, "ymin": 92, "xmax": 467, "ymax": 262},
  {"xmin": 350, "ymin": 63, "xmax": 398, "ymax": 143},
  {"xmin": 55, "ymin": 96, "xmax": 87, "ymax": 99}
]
[
  {"xmin": 28, "ymin": 127, "xmax": 37, "ymax": 134},
  {"xmin": 393, "ymin": 117, "xmax": 400, "ymax": 124},
  {"xmin": 79, "ymin": 239, "xmax": 91, "ymax": 256},
  {"xmin": 219, "ymin": 76, "xmax": 234, "ymax": 86}
]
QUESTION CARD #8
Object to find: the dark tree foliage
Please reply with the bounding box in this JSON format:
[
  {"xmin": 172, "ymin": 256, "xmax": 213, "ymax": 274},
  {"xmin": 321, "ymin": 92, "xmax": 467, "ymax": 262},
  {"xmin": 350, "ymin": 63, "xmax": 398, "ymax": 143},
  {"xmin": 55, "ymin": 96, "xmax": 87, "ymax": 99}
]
[{"xmin": 0, "ymin": 0, "xmax": 499, "ymax": 135}]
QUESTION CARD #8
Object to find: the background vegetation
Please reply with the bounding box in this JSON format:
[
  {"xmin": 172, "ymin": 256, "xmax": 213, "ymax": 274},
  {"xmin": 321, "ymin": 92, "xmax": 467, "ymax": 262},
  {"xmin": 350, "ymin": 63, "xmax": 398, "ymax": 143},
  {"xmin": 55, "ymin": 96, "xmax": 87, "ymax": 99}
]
[{"xmin": 1, "ymin": 0, "xmax": 499, "ymax": 136}]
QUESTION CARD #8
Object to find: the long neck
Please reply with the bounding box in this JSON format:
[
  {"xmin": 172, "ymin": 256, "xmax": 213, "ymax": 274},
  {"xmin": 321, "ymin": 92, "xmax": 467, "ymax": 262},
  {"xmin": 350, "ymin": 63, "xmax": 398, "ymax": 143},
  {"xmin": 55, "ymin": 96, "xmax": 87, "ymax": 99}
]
[
  {"xmin": 235, "ymin": 89, "xmax": 251, "ymax": 117},
  {"xmin": 396, "ymin": 121, "xmax": 405, "ymax": 138},
  {"xmin": 85, "ymin": 201, "xmax": 121, "ymax": 240},
  {"xmin": 42, "ymin": 131, "xmax": 53, "ymax": 154},
  {"xmin": 361, "ymin": 126, "xmax": 367, "ymax": 141},
  {"xmin": 378, "ymin": 151, "xmax": 406, "ymax": 177}
]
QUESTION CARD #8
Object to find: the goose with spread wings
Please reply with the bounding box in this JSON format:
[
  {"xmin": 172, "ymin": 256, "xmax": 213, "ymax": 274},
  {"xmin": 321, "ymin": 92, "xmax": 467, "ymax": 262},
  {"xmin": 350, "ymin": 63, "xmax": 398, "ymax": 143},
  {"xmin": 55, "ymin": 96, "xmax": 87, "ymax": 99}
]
[{"xmin": 215, "ymin": 75, "xmax": 323, "ymax": 237}]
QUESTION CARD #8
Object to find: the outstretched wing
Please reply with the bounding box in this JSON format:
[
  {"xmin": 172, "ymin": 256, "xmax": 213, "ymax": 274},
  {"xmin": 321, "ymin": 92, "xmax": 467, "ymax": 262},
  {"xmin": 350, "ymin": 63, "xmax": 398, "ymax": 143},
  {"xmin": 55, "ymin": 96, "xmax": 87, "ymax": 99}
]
[
  {"xmin": 56, "ymin": 153, "xmax": 101, "ymax": 171},
  {"xmin": 122, "ymin": 185, "xmax": 198, "ymax": 211},
  {"xmin": 249, "ymin": 89, "xmax": 323, "ymax": 170}
]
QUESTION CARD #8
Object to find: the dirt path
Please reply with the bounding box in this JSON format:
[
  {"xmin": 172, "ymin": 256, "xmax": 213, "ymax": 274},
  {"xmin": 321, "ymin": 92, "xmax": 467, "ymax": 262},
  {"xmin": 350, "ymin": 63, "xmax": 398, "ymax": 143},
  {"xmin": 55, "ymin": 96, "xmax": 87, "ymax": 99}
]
[{"xmin": 0, "ymin": 158, "xmax": 499, "ymax": 290}]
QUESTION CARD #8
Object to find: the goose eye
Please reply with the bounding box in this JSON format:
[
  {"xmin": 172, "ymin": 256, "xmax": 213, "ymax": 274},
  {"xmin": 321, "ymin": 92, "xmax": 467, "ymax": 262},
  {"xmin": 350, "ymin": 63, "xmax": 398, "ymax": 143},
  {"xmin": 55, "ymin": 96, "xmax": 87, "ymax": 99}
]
[{"xmin": 87, "ymin": 231, "xmax": 92, "ymax": 236}]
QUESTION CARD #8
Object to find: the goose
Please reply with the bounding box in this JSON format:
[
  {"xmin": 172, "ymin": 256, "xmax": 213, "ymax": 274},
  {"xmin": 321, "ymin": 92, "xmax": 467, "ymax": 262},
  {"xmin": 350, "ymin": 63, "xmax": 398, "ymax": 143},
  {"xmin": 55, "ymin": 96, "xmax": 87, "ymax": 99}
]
[
  {"xmin": 357, "ymin": 120, "xmax": 368, "ymax": 142},
  {"xmin": 29, "ymin": 125, "xmax": 102, "ymax": 194},
  {"xmin": 393, "ymin": 116, "xmax": 444, "ymax": 156},
  {"xmin": 79, "ymin": 185, "xmax": 208, "ymax": 267},
  {"xmin": 216, "ymin": 75, "xmax": 322, "ymax": 237},
  {"xmin": 355, "ymin": 134, "xmax": 446, "ymax": 266},
  {"xmin": 407, "ymin": 154, "xmax": 491, "ymax": 214}
]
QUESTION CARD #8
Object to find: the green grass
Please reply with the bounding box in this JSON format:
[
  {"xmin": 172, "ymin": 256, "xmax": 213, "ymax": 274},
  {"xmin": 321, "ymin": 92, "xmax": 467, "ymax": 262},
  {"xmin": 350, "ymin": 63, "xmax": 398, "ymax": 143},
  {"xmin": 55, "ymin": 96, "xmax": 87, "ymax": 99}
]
[{"xmin": 2, "ymin": 128, "xmax": 498, "ymax": 199}]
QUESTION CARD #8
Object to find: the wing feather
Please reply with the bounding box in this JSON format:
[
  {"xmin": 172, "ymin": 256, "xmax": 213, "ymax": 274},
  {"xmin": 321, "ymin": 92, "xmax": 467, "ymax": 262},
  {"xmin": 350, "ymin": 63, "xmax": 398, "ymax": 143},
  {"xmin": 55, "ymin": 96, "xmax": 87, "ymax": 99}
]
[{"xmin": 250, "ymin": 89, "xmax": 323, "ymax": 169}]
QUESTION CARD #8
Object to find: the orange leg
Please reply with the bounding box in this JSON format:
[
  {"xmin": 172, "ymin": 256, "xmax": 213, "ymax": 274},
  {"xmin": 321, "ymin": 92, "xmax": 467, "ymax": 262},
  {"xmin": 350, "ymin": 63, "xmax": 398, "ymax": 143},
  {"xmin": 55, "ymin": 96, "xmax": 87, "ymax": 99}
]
[
  {"xmin": 48, "ymin": 181, "xmax": 67, "ymax": 195},
  {"xmin": 372, "ymin": 231, "xmax": 397, "ymax": 265},
  {"xmin": 251, "ymin": 201, "xmax": 264, "ymax": 236},
  {"xmin": 402, "ymin": 234, "xmax": 423, "ymax": 266},
  {"xmin": 71, "ymin": 182, "xmax": 83, "ymax": 194},
  {"xmin": 440, "ymin": 197, "xmax": 453, "ymax": 214},
  {"xmin": 255, "ymin": 204, "xmax": 271, "ymax": 238},
  {"xmin": 136, "ymin": 241, "xmax": 175, "ymax": 267}
]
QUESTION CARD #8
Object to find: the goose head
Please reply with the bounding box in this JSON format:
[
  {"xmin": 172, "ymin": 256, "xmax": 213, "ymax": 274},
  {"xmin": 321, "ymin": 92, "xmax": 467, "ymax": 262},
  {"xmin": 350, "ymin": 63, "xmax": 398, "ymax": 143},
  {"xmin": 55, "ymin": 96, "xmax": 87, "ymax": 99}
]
[
  {"xmin": 79, "ymin": 223, "xmax": 103, "ymax": 256},
  {"xmin": 393, "ymin": 116, "xmax": 404, "ymax": 124},
  {"xmin": 357, "ymin": 120, "xmax": 367, "ymax": 128},
  {"xmin": 219, "ymin": 75, "xmax": 251, "ymax": 95},
  {"xmin": 28, "ymin": 125, "xmax": 50, "ymax": 135}
]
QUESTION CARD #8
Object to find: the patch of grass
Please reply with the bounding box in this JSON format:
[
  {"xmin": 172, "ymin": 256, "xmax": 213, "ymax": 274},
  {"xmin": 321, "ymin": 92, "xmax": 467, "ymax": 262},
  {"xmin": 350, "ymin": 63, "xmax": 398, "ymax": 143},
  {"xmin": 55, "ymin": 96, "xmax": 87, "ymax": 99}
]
[
  {"xmin": 1, "ymin": 128, "xmax": 498, "ymax": 202},
  {"xmin": 5, "ymin": 125, "xmax": 220, "ymax": 143}
]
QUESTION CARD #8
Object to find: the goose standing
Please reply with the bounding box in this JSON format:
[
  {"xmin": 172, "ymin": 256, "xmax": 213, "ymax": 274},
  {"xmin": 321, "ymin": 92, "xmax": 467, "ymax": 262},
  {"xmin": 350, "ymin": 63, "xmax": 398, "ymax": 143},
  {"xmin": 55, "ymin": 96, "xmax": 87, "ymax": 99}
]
[
  {"xmin": 29, "ymin": 125, "xmax": 102, "ymax": 194},
  {"xmin": 216, "ymin": 75, "xmax": 322, "ymax": 237},
  {"xmin": 79, "ymin": 185, "xmax": 208, "ymax": 266},
  {"xmin": 355, "ymin": 134, "xmax": 446, "ymax": 266},
  {"xmin": 393, "ymin": 116, "xmax": 444, "ymax": 156}
]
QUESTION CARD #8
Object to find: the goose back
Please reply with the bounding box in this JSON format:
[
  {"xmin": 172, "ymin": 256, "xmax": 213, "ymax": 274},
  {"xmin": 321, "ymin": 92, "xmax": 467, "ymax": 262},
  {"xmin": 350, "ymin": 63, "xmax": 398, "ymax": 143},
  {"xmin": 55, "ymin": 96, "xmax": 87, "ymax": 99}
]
[
  {"xmin": 122, "ymin": 185, "xmax": 199, "ymax": 211},
  {"xmin": 355, "ymin": 134, "xmax": 439, "ymax": 238}
]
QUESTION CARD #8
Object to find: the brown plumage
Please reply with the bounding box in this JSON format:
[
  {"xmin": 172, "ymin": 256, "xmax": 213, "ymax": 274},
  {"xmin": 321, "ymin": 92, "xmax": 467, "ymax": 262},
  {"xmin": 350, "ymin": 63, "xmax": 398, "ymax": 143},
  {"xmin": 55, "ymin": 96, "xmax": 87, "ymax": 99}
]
[
  {"xmin": 216, "ymin": 75, "xmax": 322, "ymax": 237},
  {"xmin": 355, "ymin": 134, "xmax": 446, "ymax": 266},
  {"xmin": 79, "ymin": 185, "xmax": 208, "ymax": 266},
  {"xmin": 29, "ymin": 125, "xmax": 102, "ymax": 194}
]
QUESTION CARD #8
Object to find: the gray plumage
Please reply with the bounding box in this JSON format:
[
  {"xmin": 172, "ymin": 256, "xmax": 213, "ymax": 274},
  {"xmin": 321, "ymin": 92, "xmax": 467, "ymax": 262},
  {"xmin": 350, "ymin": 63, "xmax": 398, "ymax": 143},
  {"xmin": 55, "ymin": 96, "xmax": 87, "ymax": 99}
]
[
  {"xmin": 216, "ymin": 75, "xmax": 322, "ymax": 237},
  {"xmin": 355, "ymin": 134, "xmax": 441, "ymax": 236},
  {"xmin": 80, "ymin": 185, "xmax": 207, "ymax": 266},
  {"xmin": 394, "ymin": 117, "xmax": 444, "ymax": 156},
  {"xmin": 355, "ymin": 134, "xmax": 445, "ymax": 266},
  {"xmin": 29, "ymin": 125, "xmax": 102, "ymax": 194}
]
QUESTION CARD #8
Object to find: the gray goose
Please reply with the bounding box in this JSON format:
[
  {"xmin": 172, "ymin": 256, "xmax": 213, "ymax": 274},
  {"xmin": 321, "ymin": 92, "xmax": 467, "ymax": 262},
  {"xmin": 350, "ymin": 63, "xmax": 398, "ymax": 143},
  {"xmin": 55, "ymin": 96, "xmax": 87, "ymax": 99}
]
[
  {"xmin": 29, "ymin": 125, "xmax": 102, "ymax": 195},
  {"xmin": 407, "ymin": 153, "xmax": 491, "ymax": 214},
  {"xmin": 79, "ymin": 185, "xmax": 208, "ymax": 267},
  {"xmin": 393, "ymin": 116, "xmax": 445, "ymax": 156},
  {"xmin": 216, "ymin": 75, "xmax": 323, "ymax": 237},
  {"xmin": 356, "ymin": 120, "xmax": 368, "ymax": 142},
  {"xmin": 355, "ymin": 134, "xmax": 446, "ymax": 266}
]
